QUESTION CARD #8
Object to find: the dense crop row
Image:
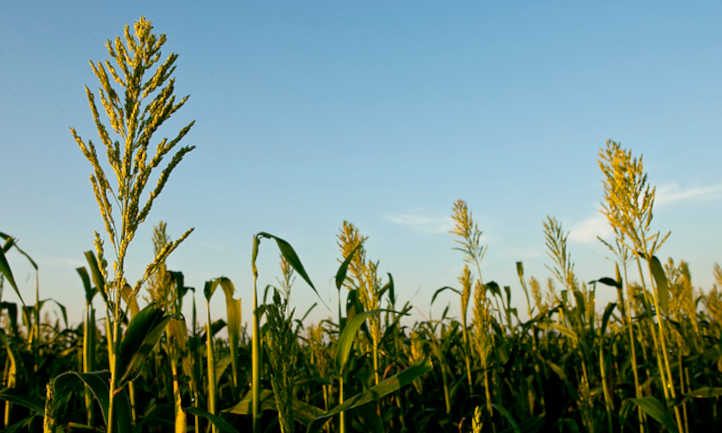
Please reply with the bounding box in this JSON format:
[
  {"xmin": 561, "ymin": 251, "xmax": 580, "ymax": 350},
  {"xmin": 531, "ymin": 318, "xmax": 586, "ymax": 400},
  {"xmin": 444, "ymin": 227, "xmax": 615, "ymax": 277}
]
[{"xmin": 1, "ymin": 17, "xmax": 720, "ymax": 433}]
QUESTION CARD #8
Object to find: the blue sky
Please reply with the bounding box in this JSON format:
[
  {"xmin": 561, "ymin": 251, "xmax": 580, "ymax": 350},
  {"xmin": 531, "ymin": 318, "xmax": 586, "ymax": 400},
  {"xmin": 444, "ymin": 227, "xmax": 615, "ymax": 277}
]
[{"xmin": 2, "ymin": 1, "xmax": 722, "ymax": 324}]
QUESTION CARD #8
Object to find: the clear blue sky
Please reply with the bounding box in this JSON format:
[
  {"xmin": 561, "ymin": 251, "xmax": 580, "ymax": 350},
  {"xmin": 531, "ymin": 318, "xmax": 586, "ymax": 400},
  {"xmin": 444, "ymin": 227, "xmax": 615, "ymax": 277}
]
[{"xmin": 2, "ymin": 1, "xmax": 722, "ymax": 323}]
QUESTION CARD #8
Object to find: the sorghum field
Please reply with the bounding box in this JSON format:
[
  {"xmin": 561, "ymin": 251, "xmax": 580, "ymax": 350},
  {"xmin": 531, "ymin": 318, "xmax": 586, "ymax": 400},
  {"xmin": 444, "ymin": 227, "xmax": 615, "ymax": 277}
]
[{"xmin": 1, "ymin": 17, "xmax": 721, "ymax": 433}]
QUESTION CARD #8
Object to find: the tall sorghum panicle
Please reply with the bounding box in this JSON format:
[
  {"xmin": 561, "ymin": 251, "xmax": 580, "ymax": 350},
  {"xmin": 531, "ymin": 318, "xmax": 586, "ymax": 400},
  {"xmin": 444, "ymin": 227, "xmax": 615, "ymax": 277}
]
[
  {"xmin": 599, "ymin": 140, "xmax": 682, "ymax": 433},
  {"xmin": 451, "ymin": 199, "xmax": 486, "ymax": 389},
  {"xmin": 472, "ymin": 279, "xmax": 493, "ymax": 418},
  {"xmin": 458, "ymin": 264, "xmax": 473, "ymax": 388},
  {"xmin": 337, "ymin": 221, "xmax": 382, "ymax": 384},
  {"xmin": 71, "ymin": 17, "xmax": 195, "ymax": 433}
]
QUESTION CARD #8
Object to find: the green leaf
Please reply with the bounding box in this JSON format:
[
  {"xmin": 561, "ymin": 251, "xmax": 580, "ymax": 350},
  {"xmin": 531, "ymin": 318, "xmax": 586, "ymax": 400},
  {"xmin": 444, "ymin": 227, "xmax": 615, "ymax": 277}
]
[
  {"xmin": 2, "ymin": 415, "xmax": 35, "ymax": 433},
  {"xmin": 118, "ymin": 303, "xmax": 170, "ymax": 385},
  {"xmin": 218, "ymin": 279, "xmax": 240, "ymax": 353},
  {"xmin": 492, "ymin": 403, "xmax": 521, "ymax": 433},
  {"xmin": 0, "ymin": 388, "xmax": 43, "ymax": 414},
  {"xmin": 336, "ymin": 309, "xmax": 382, "ymax": 373},
  {"xmin": 600, "ymin": 302, "xmax": 617, "ymax": 336},
  {"xmin": 224, "ymin": 389, "xmax": 324, "ymax": 425},
  {"xmin": 649, "ymin": 255, "xmax": 670, "ymax": 313},
  {"xmin": 83, "ymin": 250, "xmax": 107, "ymax": 303},
  {"xmin": 203, "ymin": 279, "xmax": 218, "ymax": 301},
  {"xmin": 630, "ymin": 397, "xmax": 677, "ymax": 432},
  {"xmin": 0, "ymin": 302, "xmax": 19, "ymax": 335},
  {"xmin": 201, "ymin": 319, "xmax": 227, "ymax": 340},
  {"xmin": 431, "ymin": 286, "xmax": 461, "ymax": 305},
  {"xmin": 335, "ymin": 242, "xmax": 363, "ymax": 290},
  {"xmin": 0, "ymin": 243, "xmax": 24, "ymax": 305},
  {"xmin": 594, "ymin": 277, "xmax": 622, "ymax": 289},
  {"xmin": 256, "ymin": 232, "xmax": 320, "ymax": 300},
  {"xmin": 185, "ymin": 407, "xmax": 239, "ymax": 433},
  {"xmin": 485, "ymin": 281, "xmax": 501, "ymax": 297},
  {"xmin": 515, "ymin": 261, "xmax": 525, "ymax": 280},
  {"xmin": 50, "ymin": 370, "xmax": 132, "ymax": 433},
  {"xmin": 223, "ymin": 388, "xmax": 276, "ymax": 415},
  {"xmin": 549, "ymin": 323, "xmax": 578, "ymax": 345},
  {"xmin": 307, "ymin": 362, "xmax": 432, "ymax": 432},
  {"xmin": 214, "ymin": 354, "xmax": 233, "ymax": 388},
  {"xmin": 76, "ymin": 266, "xmax": 97, "ymax": 305},
  {"xmin": 51, "ymin": 371, "xmax": 110, "ymax": 424},
  {"xmin": 686, "ymin": 387, "xmax": 722, "ymax": 399},
  {"xmin": 218, "ymin": 276, "xmax": 241, "ymax": 390},
  {"xmin": 385, "ymin": 273, "xmax": 396, "ymax": 306}
]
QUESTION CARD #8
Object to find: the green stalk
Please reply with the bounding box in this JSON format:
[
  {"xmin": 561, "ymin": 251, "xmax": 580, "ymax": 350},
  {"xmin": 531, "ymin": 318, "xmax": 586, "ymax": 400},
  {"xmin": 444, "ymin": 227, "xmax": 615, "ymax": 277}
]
[
  {"xmin": 33, "ymin": 271, "xmax": 40, "ymax": 374},
  {"xmin": 635, "ymin": 256, "xmax": 683, "ymax": 433},
  {"xmin": 171, "ymin": 357, "xmax": 186, "ymax": 433},
  {"xmin": 205, "ymin": 298, "xmax": 217, "ymax": 433},
  {"xmin": 618, "ymin": 264, "xmax": 645, "ymax": 433},
  {"xmin": 482, "ymin": 357, "xmax": 492, "ymax": 419},
  {"xmin": 461, "ymin": 313, "xmax": 473, "ymax": 389},
  {"xmin": 441, "ymin": 360, "xmax": 451, "ymax": 416},
  {"xmin": 191, "ymin": 298, "xmax": 200, "ymax": 433},
  {"xmin": 599, "ymin": 345, "xmax": 613, "ymax": 433},
  {"xmin": 83, "ymin": 303, "xmax": 96, "ymax": 426},
  {"xmin": 2, "ymin": 359, "xmax": 10, "ymax": 427},
  {"xmin": 128, "ymin": 382, "xmax": 136, "ymax": 424},
  {"xmin": 644, "ymin": 258, "xmax": 684, "ymax": 433},
  {"xmin": 42, "ymin": 383, "xmax": 54, "ymax": 433},
  {"xmin": 251, "ymin": 235, "xmax": 261, "ymax": 433},
  {"xmin": 106, "ymin": 295, "xmax": 121, "ymax": 433},
  {"xmin": 339, "ymin": 375, "xmax": 346, "ymax": 433}
]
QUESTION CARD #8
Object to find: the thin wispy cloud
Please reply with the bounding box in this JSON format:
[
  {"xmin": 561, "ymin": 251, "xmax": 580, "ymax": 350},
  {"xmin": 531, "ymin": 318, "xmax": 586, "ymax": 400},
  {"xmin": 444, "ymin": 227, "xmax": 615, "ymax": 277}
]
[
  {"xmin": 656, "ymin": 182, "xmax": 722, "ymax": 206},
  {"xmin": 569, "ymin": 214, "xmax": 611, "ymax": 244},
  {"xmin": 569, "ymin": 182, "xmax": 722, "ymax": 244},
  {"xmin": 385, "ymin": 211, "xmax": 453, "ymax": 234}
]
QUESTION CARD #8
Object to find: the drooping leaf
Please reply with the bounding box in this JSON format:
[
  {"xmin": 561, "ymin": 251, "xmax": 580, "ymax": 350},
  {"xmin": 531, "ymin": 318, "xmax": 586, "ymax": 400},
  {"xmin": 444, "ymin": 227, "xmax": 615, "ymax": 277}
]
[
  {"xmin": 335, "ymin": 242, "xmax": 363, "ymax": 290},
  {"xmin": 214, "ymin": 354, "xmax": 233, "ymax": 388},
  {"xmin": 686, "ymin": 387, "xmax": 722, "ymax": 399},
  {"xmin": 630, "ymin": 397, "xmax": 676, "ymax": 432},
  {"xmin": 50, "ymin": 370, "xmax": 132, "ymax": 433},
  {"xmin": 76, "ymin": 266, "xmax": 97, "ymax": 305},
  {"xmin": 649, "ymin": 255, "xmax": 670, "ymax": 313},
  {"xmin": 492, "ymin": 403, "xmax": 521, "ymax": 433},
  {"xmin": 41, "ymin": 298, "xmax": 68, "ymax": 329},
  {"xmin": 118, "ymin": 303, "xmax": 170, "ymax": 385},
  {"xmin": 0, "ymin": 243, "xmax": 24, "ymax": 305},
  {"xmin": 385, "ymin": 273, "xmax": 396, "ymax": 306},
  {"xmin": 2, "ymin": 415, "xmax": 35, "ymax": 433},
  {"xmin": 600, "ymin": 302, "xmax": 617, "ymax": 336},
  {"xmin": 307, "ymin": 362, "xmax": 432, "ymax": 431},
  {"xmin": 594, "ymin": 277, "xmax": 622, "ymax": 289},
  {"xmin": 0, "ymin": 388, "xmax": 43, "ymax": 415},
  {"xmin": 185, "ymin": 407, "xmax": 239, "ymax": 433},
  {"xmin": 0, "ymin": 302, "xmax": 19, "ymax": 335},
  {"xmin": 336, "ymin": 310, "xmax": 383, "ymax": 373},
  {"xmin": 224, "ymin": 388, "xmax": 276, "ymax": 415},
  {"xmin": 431, "ymin": 286, "xmax": 461, "ymax": 305},
  {"xmin": 485, "ymin": 281, "xmax": 501, "ymax": 297},
  {"xmin": 203, "ymin": 279, "xmax": 218, "ymax": 301},
  {"xmin": 83, "ymin": 250, "xmax": 106, "ymax": 301},
  {"xmin": 256, "ymin": 232, "xmax": 323, "ymax": 304}
]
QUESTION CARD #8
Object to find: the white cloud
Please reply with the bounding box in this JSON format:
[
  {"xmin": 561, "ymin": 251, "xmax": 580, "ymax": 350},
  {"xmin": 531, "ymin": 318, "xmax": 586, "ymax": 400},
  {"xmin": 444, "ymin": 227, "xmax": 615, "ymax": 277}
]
[
  {"xmin": 385, "ymin": 211, "xmax": 453, "ymax": 234},
  {"xmin": 656, "ymin": 183, "xmax": 722, "ymax": 206},
  {"xmin": 569, "ymin": 214, "xmax": 612, "ymax": 244},
  {"xmin": 569, "ymin": 181, "xmax": 722, "ymax": 245}
]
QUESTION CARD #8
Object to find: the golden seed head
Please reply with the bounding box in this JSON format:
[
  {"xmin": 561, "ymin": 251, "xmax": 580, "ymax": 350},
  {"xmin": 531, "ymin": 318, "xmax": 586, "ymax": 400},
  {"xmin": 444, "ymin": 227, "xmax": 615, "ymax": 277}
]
[{"xmin": 459, "ymin": 264, "xmax": 472, "ymax": 317}]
